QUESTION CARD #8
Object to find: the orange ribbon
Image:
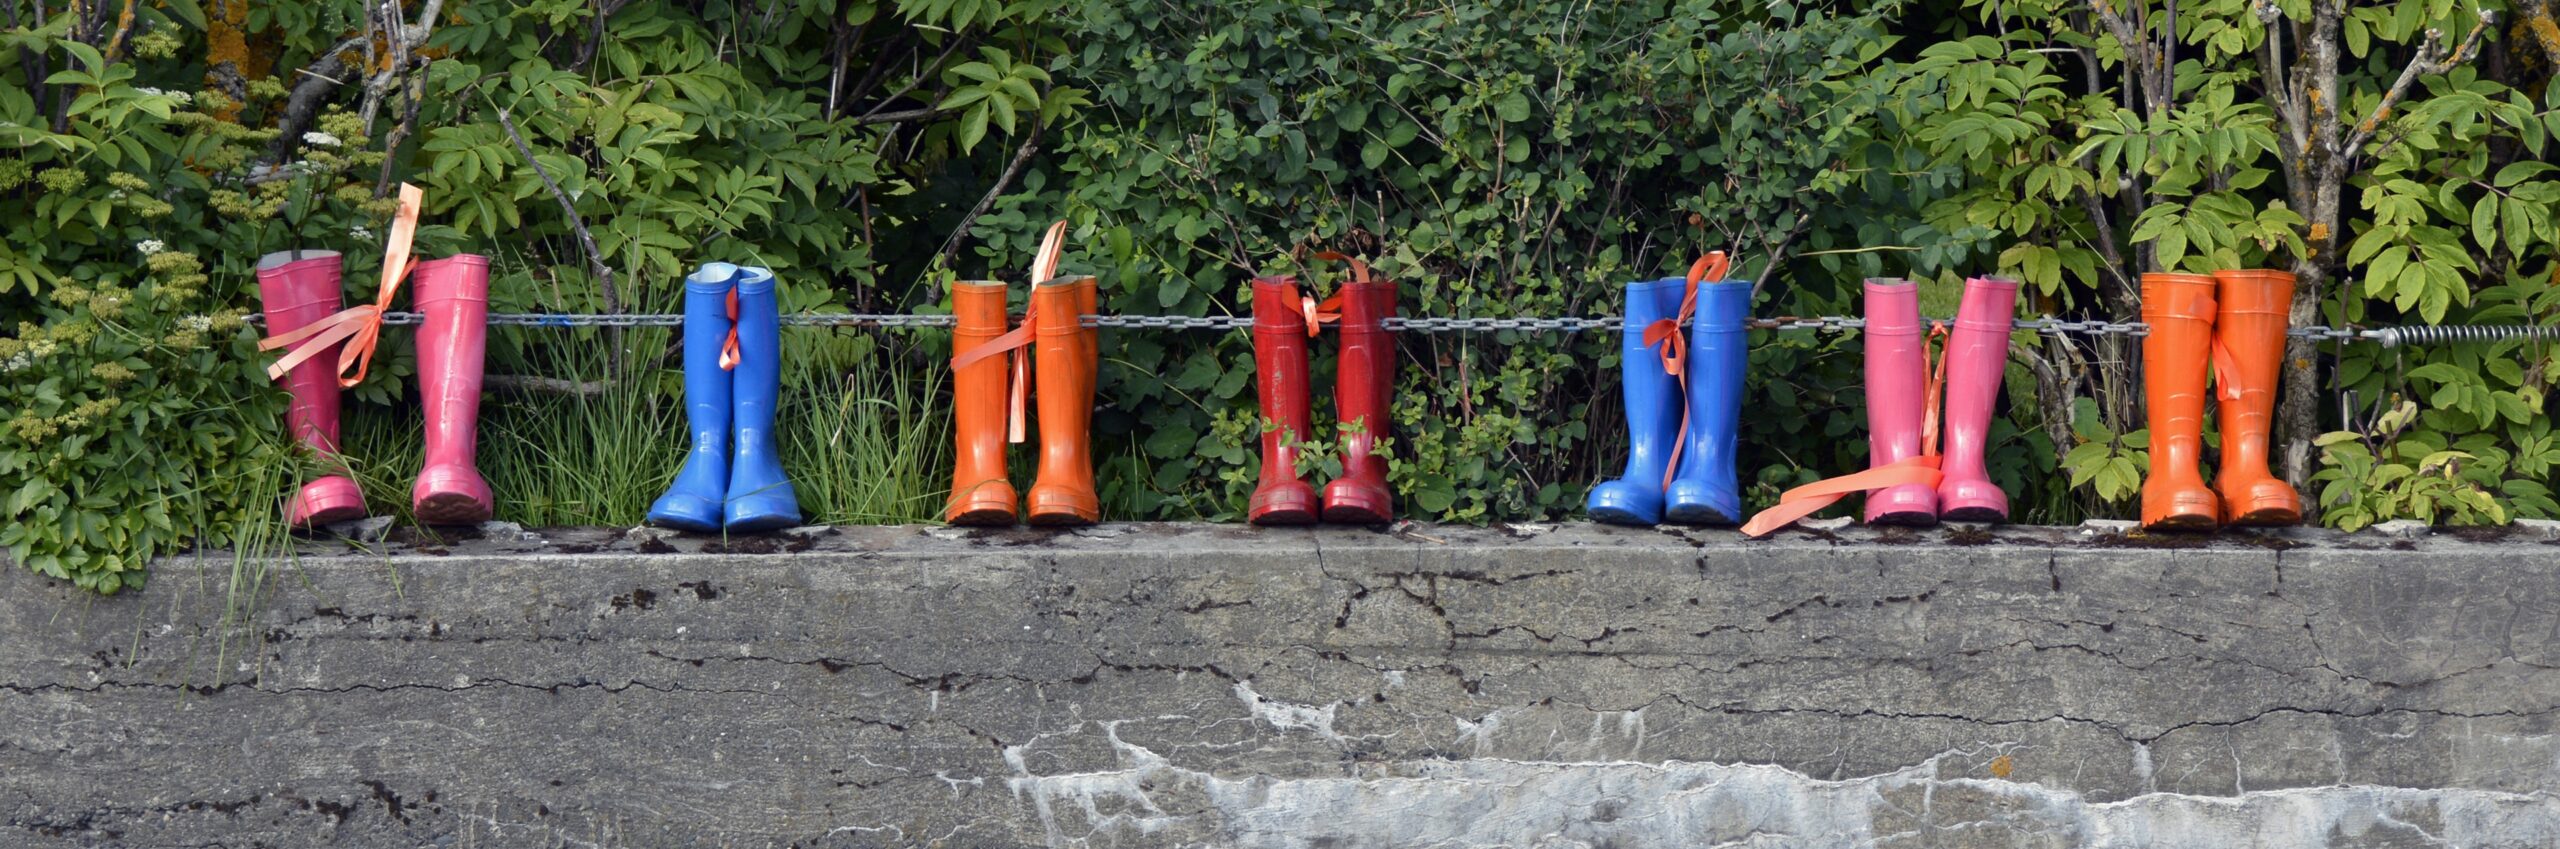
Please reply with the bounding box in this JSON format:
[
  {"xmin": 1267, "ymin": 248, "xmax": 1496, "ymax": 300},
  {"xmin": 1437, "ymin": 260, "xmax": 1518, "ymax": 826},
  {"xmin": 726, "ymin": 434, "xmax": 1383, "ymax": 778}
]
[
  {"xmin": 720, "ymin": 287, "xmax": 741, "ymax": 371},
  {"xmin": 1740, "ymin": 322, "xmax": 1952, "ymax": 538},
  {"xmin": 952, "ymin": 220, "xmax": 1070, "ymax": 443},
  {"xmin": 1295, "ymin": 251, "xmax": 1374, "ymax": 337},
  {"xmin": 259, "ymin": 183, "xmax": 425, "ymax": 388},
  {"xmin": 1651, "ymin": 251, "xmax": 1730, "ymax": 488}
]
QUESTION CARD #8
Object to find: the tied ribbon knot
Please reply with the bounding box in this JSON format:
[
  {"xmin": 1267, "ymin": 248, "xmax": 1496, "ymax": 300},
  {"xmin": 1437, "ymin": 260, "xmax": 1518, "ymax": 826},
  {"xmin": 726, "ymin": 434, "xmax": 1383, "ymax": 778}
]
[
  {"xmin": 1651, "ymin": 251, "xmax": 1730, "ymax": 489},
  {"xmin": 721, "ymin": 288, "xmax": 742, "ymax": 371},
  {"xmin": 258, "ymin": 183, "xmax": 425, "ymax": 387},
  {"xmin": 951, "ymin": 220, "xmax": 1071, "ymax": 443},
  {"xmin": 1739, "ymin": 322, "xmax": 1952, "ymax": 538},
  {"xmin": 1292, "ymin": 251, "xmax": 1372, "ymax": 337}
]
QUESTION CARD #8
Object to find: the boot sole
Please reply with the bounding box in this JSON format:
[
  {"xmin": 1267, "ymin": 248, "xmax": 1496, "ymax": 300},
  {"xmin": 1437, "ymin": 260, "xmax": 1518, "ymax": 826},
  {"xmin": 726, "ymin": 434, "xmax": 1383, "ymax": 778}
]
[
  {"xmin": 2226, "ymin": 506, "xmax": 2302, "ymax": 526},
  {"xmin": 414, "ymin": 492, "xmax": 492, "ymax": 525},
  {"xmin": 1940, "ymin": 506, "xmax": 2008, "ymax": 524},
  {"xmin": 946, "ymin": 507, "xmax": 1019, "ymax": 526},
  {"xmin": 2144, "ymin": 512, "xmax": 2218, "ymax": 532},
  {"xmin": 1867, "ymin": 510, "xmax": 1939, "ymax": 527}
]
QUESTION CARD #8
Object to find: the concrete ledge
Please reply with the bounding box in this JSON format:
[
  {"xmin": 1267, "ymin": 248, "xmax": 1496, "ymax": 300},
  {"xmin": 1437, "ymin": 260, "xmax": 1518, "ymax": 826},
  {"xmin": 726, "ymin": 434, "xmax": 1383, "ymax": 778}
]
[{"xmin": 6, "ymin": 522, "xmax": 2560, "ymax": 847}]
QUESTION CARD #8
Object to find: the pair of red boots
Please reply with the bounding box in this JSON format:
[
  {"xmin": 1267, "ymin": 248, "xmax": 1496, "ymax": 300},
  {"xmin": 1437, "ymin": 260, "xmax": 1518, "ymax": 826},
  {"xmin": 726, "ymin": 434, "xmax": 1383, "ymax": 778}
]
[
  {"xmin": 1245, "ymin": 255, "xmax": 1398, "ymax": 525},
  {"xmin": 256, "ymin": 191, "xmax": 492, "ymax": 528}
]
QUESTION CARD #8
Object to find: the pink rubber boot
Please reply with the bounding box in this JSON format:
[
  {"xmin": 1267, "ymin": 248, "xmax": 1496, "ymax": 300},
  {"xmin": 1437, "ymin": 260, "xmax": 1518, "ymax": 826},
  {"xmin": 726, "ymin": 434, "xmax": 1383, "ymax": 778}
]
[
  {"xmin": 410, "ymin": 255, "xmax": 495, "ymax": 524},
  {"xmin": 1862, "ymin": 279, "xmax": 1938, "ymax": 525},
  {"xmin": 1935, "ymin": 276, "xmax": 2019, "ymax": 522},
  {"xmin": 256, "ymin": 251, "xmax": 368, "ymax": 528}
]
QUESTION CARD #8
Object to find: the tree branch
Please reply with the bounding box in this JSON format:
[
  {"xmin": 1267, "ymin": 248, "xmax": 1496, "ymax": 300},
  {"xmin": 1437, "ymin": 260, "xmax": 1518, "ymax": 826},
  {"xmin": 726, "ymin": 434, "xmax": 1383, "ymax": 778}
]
[
  {"xmin": 494, "ymin": 105, "xmax": 618, "ymax": 317},
  {"xmin": 2253, "ymin": 0, "xmax": 2307, "ymax": 164},
  {"xmin": 935, "ymin": 122, "xmax": 1046, "ymax": 273},
  {"xmin": 2085, "ymin": 0, "xmax": 2166, "ymax": 113},
  {"xmin": 852, "ymin": 105, "xmax": 956, "ymax": 125},
  {"xmin": 2344, "ymin": 11, "xmax": 2493, "ymax": 161},
  {"xmin": 267, "ymin": 36, "xmax": 367, "ymax": 164}
]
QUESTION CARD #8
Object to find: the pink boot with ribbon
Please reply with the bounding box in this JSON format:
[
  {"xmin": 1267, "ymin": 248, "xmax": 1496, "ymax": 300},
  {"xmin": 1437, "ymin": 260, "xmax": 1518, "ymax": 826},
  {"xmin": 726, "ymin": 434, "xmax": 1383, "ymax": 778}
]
[{"xmin": 255, "ymin": 251, "xmax": 368, "ymax": 528}]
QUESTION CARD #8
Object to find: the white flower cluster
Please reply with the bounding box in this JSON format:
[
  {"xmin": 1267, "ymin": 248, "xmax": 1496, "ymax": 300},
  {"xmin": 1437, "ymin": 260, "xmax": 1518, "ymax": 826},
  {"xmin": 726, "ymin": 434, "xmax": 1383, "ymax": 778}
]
[
  {"xmin": 28, "ymin": 339, "xmax": 59, "ymax": 357},
  {"xmin": 135, "ymin": 239, "xmax": 166, "ymax": 256},
  {"xmin": 179, "ymin": 315, "xmax": 213, "ymax": 333},
  {"xmin": 0, "ymin": 353, "xmax": 29, "ymax": 373},
  {"xmin": 133, "ymin": 87, "xmax": 194, "ymax": 105},
  {"xmin": 302, "ymin": 131, "xmax": 343, "ymax": 148},
  {"xmin": 349, "ymin": 225, "xmax": 374, "ymax": 241}
]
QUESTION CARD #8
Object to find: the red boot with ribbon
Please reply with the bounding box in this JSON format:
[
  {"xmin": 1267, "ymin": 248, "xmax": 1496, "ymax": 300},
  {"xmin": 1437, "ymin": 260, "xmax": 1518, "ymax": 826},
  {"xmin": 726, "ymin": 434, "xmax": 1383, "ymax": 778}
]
[{"xmin": 1248, "ymin": 275, "xmax": 1320, "ymax": 524}]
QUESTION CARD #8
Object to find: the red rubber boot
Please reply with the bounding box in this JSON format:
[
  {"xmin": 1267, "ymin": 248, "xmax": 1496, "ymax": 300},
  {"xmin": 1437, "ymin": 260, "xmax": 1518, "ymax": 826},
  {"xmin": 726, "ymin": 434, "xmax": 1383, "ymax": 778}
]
[
  {"xmin": 1321, "ymin": 265, "xmax": 1396, "ymax": 523},
  {"xmin": 1249, "ymin": 276, "xmax": 1319, "ymax": 524}
]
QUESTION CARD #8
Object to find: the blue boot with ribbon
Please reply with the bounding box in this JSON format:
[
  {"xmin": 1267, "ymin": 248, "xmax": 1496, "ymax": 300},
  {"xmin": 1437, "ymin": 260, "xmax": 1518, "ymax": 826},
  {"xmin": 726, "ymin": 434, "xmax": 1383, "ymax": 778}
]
[
  {"xmin": 1663, "ymin": 279, "xmax": 1753, "ymax": 525},
  {"xmin": 1586, "ymin": 276, "xmax": 1689, "ymax": 525},
  {"xmin": 723, "ymin": 266, "xmax": 803, "ymax": 532},
  {"xmin": 646, "ymin": 264, "xmax": 737, "ymax": 532}
]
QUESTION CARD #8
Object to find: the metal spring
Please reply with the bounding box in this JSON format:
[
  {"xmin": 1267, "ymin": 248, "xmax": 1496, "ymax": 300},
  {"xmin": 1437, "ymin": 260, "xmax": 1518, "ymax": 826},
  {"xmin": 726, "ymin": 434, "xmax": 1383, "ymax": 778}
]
[{"xmin": 2368, "ymin": 324, "xmax": 2560, "ymax": 348}]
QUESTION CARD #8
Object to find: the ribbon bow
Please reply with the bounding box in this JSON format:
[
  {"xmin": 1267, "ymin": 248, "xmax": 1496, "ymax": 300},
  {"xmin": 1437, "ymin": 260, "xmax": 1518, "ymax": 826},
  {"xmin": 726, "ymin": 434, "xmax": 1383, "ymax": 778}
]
[
  {"xmin": 1740, "ymin": 320, "xmax": 1951, "ymax": 538},
  {"xmin": 258, "ymin": 183, "xmax": 425, "ymax": 387},
  {"xmin": 1286, "ymin": 251, "xmax": 1374, "ymax": 337},
  {"xmin": 1649, "ymin": 252, "xmax": 1730, "ymax": 488},
  {"xmin": 951, "ymin": 220, "xmax": 1071, "ymax": 443}
]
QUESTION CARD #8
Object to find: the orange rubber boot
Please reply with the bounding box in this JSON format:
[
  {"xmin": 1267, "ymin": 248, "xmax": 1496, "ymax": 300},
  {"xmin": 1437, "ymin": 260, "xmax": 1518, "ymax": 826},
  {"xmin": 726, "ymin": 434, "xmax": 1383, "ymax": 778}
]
[
  {"xmin": 945, "ymin": 282, "xmax": 1018, "ymax": 524},
  {"xmin": 2212, "ymin": 269, "xmax": 2305, "ymax": 525},
  {"xmin": 1026, "ymin": 276, "xmax": 1101, "ymax": 525},
  {"xmin": 2139, "ymin": 273, "xmax": 2221, "ymax": 530}
]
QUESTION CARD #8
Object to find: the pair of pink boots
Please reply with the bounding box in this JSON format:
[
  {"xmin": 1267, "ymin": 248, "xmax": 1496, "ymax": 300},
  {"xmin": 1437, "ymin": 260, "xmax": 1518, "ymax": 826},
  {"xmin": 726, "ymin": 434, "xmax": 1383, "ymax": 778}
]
[
  {"xmin": 257, "ymin": 250, "xmax": 494, "ymax": 528},
  {"xmin": 1860, "ymin": 277, "xmax": 2019, "ymax": 524},
  {"xmin": 1741, "ymin": 277, "xmax": 2018, "ymax": 536}
]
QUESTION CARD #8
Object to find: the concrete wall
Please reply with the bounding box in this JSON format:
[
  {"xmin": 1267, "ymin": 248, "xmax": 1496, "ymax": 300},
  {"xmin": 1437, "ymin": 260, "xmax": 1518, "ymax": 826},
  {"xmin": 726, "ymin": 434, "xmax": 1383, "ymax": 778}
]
[{"xmin": 6, "ymin": 521, "xmax": 2560, "ymax": 848}]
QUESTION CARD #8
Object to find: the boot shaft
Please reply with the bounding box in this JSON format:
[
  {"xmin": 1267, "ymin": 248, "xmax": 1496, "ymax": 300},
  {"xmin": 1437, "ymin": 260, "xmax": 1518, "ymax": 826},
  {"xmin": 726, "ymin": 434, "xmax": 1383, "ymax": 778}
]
[
  {"xmin": 255, "ymin": 251, "xmax": 349, "ymax": 449},
  {"xmin": 1250, "ymin": 276, "xmax": 1315, "ymax": 455},
  {"xmin": 1861, "ymin": 279, "xmax": 1927, "ymax": 468},
  {"xmin": 255, "ymin": 251, "xmax": 346, "ymax": 328},
  {"xmin": 2138, "ymin": 272, "xmax": 2218, "ymax": 431},
  {"xmin": 412, "ymin": 255, "xmax": 491, "ymax": 456},
  {"xmin": 1332, "ymin": 280, "xmax": 1398, "ymax": 457}
]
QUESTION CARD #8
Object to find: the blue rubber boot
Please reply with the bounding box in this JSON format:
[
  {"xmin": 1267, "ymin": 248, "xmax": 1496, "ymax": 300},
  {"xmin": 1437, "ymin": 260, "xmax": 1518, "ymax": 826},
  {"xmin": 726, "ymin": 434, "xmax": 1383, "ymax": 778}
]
[
  {"xmin": 645, "ymin": 264, "xmax": 737, "ymax": 532},
  {"xmin": 1586, "ymin": 276, "xmax": 1689, "ymax": 525},
  {"xmin": 723, "ymin": 266, "xmax": 803, "ymax": 532},
  {"xmin": 1663, "ymin": 280, "xmax": 1753, "ymax": 525}
]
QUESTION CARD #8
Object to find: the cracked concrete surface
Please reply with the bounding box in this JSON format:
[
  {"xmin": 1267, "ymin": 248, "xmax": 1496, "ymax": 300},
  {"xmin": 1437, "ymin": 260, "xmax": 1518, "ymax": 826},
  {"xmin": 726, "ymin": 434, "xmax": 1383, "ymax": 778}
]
[{"xmin": 6, "ymin": 522, "xmax": 2560, "ymax": 847}]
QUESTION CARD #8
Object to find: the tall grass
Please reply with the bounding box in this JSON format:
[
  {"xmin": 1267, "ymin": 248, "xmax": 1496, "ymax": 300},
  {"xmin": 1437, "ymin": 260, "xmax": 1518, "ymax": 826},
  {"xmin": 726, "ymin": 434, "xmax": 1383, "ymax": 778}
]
[{"xmin": 339, "ymin": 325, "xmax": 950, "ymax": 527}]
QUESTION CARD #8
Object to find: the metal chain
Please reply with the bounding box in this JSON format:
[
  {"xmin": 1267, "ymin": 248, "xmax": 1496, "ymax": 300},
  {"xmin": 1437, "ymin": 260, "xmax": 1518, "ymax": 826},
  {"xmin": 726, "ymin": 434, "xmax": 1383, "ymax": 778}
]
[{"xmin": 241, "ymin": 311, "xmax": 2547, "ymax": 347}]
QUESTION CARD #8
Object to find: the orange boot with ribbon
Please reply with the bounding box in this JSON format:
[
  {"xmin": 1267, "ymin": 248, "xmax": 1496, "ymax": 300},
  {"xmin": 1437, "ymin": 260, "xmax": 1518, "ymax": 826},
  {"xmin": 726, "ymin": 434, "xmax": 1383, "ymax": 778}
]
[
  {"xmin": 2210, "ymin": 269, "xmax": 2304, "ymax": 525},
  {"xmin": 2139, "ymin": 272, "xmax": 2221, "ymax": 530},
  {"xmin": 945, "ymin": 280, "xmax": 1020, "ymax": 525}
]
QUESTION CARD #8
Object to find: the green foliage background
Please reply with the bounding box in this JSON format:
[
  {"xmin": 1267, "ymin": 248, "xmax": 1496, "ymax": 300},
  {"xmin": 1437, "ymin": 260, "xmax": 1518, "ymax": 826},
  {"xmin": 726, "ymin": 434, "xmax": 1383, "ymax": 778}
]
[{"xmin": 2, "ymin": 0, "xmax": 2554, "ymax": 592}]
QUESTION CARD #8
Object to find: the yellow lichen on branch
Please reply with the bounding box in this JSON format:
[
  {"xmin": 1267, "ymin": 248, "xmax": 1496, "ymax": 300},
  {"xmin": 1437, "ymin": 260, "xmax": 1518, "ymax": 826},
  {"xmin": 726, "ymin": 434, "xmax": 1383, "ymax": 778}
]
[{"xmin": 204, "ymin": 0, "xmax": 252, "ymax": 120}]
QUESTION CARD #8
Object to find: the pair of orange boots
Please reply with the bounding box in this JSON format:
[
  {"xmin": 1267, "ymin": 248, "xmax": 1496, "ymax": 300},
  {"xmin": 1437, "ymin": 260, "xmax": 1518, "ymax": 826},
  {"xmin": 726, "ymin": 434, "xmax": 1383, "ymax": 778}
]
[
  {"xmin": 945, "ymin": 222, "xmax": 1101, "ymax": 526},
  {"xmin": 2139, "ymin": 270, "xmax": 2303, "ymax": 530}
]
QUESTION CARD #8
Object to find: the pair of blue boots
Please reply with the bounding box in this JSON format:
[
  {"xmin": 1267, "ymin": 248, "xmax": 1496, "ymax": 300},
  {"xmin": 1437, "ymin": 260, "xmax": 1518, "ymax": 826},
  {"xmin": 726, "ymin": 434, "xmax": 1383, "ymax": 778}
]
[
  {"xmin": 647, "ymin": 263, "xmax": 803, "ymax": 533},
  {"xmin": 1586, "ymin": 274, "xmax": 1752, "ymax": 526}
]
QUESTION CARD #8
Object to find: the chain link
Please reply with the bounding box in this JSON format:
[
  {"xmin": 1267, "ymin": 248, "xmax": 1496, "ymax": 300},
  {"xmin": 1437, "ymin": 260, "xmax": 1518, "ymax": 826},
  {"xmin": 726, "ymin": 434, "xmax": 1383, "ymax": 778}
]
[{"xmin": 241, "ymin": 310, "xmax": 2531, "ymax": 347}]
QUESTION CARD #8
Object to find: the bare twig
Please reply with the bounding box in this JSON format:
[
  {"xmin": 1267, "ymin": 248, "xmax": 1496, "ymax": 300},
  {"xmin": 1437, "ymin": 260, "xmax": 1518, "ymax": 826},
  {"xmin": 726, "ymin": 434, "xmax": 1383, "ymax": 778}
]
[
  {"xmin": 2344, "ymin": 11, "xmax": 2493, "ymax": 161},
  {"xmin": 494, "ymin": 105, "xmax": 618, "ymax": 317},
  {"xmin": 569, "ymin": 0, "xmax": 636, "ymax": 71},
  {"xmin": 2085, "ymin": 0, "xmax": 2167, "ymax": 112},
  {"xmin": 357, "ymin": 0, "xmax": 446, "ymax": 131},
  {"xmin": 485, "ymin": 374, "xmax": 615, "ymax": 396},
  {"xmin": 934, "ymin": 122, "xmax": 1046, "ymax": 272},
  {"xmin": 853, "ymin": 105, "xmax": 957, "ymax": 125}
]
